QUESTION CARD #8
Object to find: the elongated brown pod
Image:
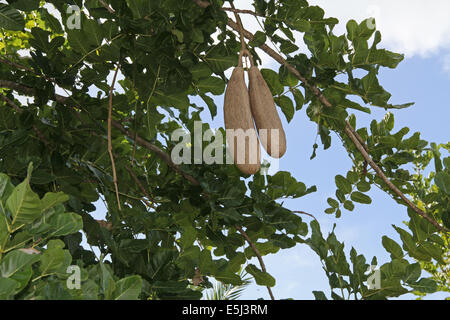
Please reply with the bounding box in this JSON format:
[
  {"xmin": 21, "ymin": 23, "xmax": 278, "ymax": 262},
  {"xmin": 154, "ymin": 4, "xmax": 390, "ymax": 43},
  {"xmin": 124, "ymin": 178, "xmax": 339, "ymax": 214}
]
[
  {"xmin": 224, "ymin": 52, "xmax": 261, "ymax": 175},
  {"xmin": 248, "ymin": 64, "xmax": 287, "ymax": 158}
]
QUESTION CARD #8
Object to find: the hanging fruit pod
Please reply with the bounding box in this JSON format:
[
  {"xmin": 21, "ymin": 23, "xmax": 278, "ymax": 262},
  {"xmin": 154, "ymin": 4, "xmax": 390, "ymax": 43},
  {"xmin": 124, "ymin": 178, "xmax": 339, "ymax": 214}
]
[
  {"xmin": 223, "ymin": 50, "xmax": 261, "ymax": 175},
  {"xmin": 248, "ymin": 55, "xmax": 287, "ymax": 158}
]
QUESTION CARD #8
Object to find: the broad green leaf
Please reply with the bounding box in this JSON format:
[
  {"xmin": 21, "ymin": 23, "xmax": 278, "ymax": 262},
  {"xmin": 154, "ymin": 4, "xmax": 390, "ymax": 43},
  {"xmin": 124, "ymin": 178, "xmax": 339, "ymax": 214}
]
[
  {"xmin": 113, "ymin": 275, "xmax": 142, "ymax": 300},
  {"xmin": 190, "ymin": 63, "xmax": 212, "ymax": 80},
  {"xmin": 245, "ymin": 264, "xmax": 276, "ymax": 287},
  {"xmin": 402, "ymin": 263, "xmax": 421, "ymax": 284},
  {"xmin": 261, "ymin": 69, "xmax": 284, "ymax": 96},
  {"xmin": 0, "ymin": 210, "xmax": 8, "ymax": 250},
  {"xmin": 0, "ymin": 4, "xmax": 25, "ymax": 31},
  {"xmin": 0, "ymin": 250, "xmax": 40, "ymax": 278},
  {"xmin": 7, "ymin": 176, "xmax": 42, "ymax": 229},
  {"xmin": 204, "ymin": 54, "xmax": 237, "ymax": 73},
  {"xmin": 126, "ymin": 0, "xmax": 152, "ymax": 19},
  {"xmin": 10, "ymin": 0, "xmax": 40, "ymax": 12},
  {"xmin": 312, "ymin": 291, "xmax": 328, "ymax": 300},
  {"xmin": 196, "ymin": 77, "xmax": 225, "ymax": 95},
  {"xmin": 0, "ymin": 173, "xmax": 14, "ymax": 202},
  {"xmin": 39, "ymin": 246, "xmax": 65, "ymax": 276},
  {"xmin": 40, "ymin": 192, "xmax": 69, "ymax": 212},
  {"xmin": 335, "ymin": 175, "xmax": 352, "ymax": 194},
  {"xmin": 382, "ymin": 236, "xmax": 403, "ymax": 259},
  {"xmin": 48, "ymin": 212, "xmax": 83, "ymax": 237},
  {"xmin": 100, "ymin": 263, "xmax": 116, "ymax": 300},
  {"xmin": 435, "ymin": 172, "xmax": 450, "ymax": 195},
  {"xmin": 244, "ymin": 242, "xmax": 280, "ymax": 259},
  {"xmin": 350, "ymin": 192, "xmax": 372, "ymax": 204},
  {"xmin": 410, "ymin": 278, "xmax": 437, "ymax": 294},
  {"xmin": 293, "ymin": 89, "xmax": 304, "ymax": 110},
  {"xmin": 0, "ymin": 277, "xmax": 18, "ymax": 299},
  {"xmin": 275, "ymin": 96, "xmax": 295, "ymax": 122},
  {"xmin": 199, "ymin": 93, "xmax": 217, "ymax": 119},
  {"xmin": 9, "ymin": 265, "xmax": 32, "ymax": 293},
  {"xmin": 327, "ymin": 198, "xmax": 339, "ymax": 208},
  {"xmin": 249, "ymin": 31, "xmax": 266, "ymax": 47},
  {"xmin": 356, "ymin": 181, "xmax": 371, "ymax": 192},
  {"xmin": 343, "ymin": 200, "xmax": 354, "ymax": 211}
]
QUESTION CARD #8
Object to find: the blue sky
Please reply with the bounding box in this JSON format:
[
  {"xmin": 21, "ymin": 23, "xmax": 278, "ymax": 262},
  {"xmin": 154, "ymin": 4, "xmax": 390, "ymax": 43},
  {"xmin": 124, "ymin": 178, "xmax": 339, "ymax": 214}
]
[
  {"xmin": 236, "ymin": 54, "xmax": 450, "ymax": 300},
  {"xmin": 86, "ymin": 1, "xmax": 450, "ymax": 300}
]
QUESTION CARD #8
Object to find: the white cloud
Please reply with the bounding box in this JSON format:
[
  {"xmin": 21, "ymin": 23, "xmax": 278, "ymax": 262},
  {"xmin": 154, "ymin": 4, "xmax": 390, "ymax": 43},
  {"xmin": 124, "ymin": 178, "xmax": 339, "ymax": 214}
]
[
  {"xmin": 309, "ymin": 0, "xmax": 450, "ymax": 58},
  {"xmin": 231, "ymin": 0, "xmax": 450, "ymax": 72}
]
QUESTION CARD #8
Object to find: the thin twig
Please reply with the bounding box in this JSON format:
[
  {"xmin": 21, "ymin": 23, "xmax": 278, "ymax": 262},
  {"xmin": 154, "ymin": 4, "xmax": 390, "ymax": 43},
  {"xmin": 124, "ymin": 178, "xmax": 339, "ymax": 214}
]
[
  {"xmin": 125, "ymin": 166, "xmax": 156, "ymax": 208},
  {"xmin": 108, "ymin": 66, "xmax": 122, "ymax": 211},
  {"xmin": 98, "ymin": 0, "xmax": 115, "ymax": 14},
  {"xmin": 235, "ymin": 225, "xmax": 275, "ymax": 300},
  {"xmin": 222, "ymin": 7, "xmax": 263, "ymax": 16},
  {"xmin": 291, "ymin": 210, "xmax": 319, "ymax": 222},
  {"xmin": 230, "ymin": 2, "xmax": 247, "ymax": 52}
]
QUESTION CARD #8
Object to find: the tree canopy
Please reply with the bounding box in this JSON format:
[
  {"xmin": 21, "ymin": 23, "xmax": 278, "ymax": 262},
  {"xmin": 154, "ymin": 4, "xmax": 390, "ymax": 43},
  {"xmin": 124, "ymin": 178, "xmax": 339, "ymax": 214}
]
[{"xmin": 0, "ymin": 0, "xmax": 448, "ymax": 300}]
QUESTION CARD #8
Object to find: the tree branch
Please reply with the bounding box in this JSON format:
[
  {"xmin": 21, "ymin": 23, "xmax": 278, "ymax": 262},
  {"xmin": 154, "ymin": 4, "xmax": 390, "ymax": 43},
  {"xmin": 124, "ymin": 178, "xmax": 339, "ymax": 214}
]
[
  {"xmin": 235, "ymin": 225, "xmax": 275, "ymax": 300},
  {"xmin": 98, "ymin": 0, "xmax": 116, "ymax": 14},
  {"xmin": 108, "ymin": 65, "xmax": 122, "ymax": 211},
  {"xmin": 291, "ymin": 210, "xmax": 319, "ymax": 222},
  {"xmin": 125, "ymin": 166, "xmax": 157, "ymax": 209}
]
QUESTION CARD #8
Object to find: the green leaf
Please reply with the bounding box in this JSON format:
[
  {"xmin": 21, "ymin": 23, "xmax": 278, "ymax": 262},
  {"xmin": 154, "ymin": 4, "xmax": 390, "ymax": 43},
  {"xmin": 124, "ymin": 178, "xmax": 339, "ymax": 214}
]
[
  {"xmin": 40, "ymin": 8, "xmax": 62, "ymax": 33},
  {"xmin": 435, "ymin": 172, "xmax": 450, "ymax": 195},
  {"xmin": 0, "ymin": 277, "xmax": 18, "ymax": 299},
  {"xmin": 403, "ymin": 263, "xmax": 421, "ymax": 284},
  {"xmin": 113, "ymin": 275, "xmax": 142, "ymax": 300},
  {"xmin": 40, "ymin": 192, "xmax": 69, "ymax": 212},
  {"xmin": 275, "ymin": 96, "xmax": 295, "ymax": 122},
  {"xmin": 0, "ymin": 4, "xmax": 25, "ymax": 31},
  {"xmin": 293, "ymin": 89, "xmax": 304, "ymax": 110},
  {"xmin": 245, "ymin": 264, "xmax": 276, "ymax": 287},
  {"xmin": 350, "ymin": 192, "xmax": 372, "ymax": 204},
  {"xmin": 0, "ymin": 210, "xmax": 8, "ymax": 250},
  {"xmin": 7, "ymin": 171, "xmax": 42, "ymax": 229},
  {"xmin": 327, "ymin": 198, "xmax": 339, "ymax": 208},
  {"xmin": 10, "ymin": 0, "xmax": 40, "ymax": 12},
  {"xmin": 48, "ymin": 212, "xmax": 83, "ymax": 237},
  {"xmin": 410, "ymin": 278, "xmax": 437, "ymax": 294},
  {"xmin": 312, "ymin": 291, "xmax": 328, "ymax": 300},
  {"xmin": 356, "ymin": 181, "xmax": 371, "ymax": 192},
  {"xmin": 0, "ymin": 173, "xmax": 14, "ymax": 202},
  {"xmin": 204, "ymin": 54, "xmax": 237, "ymax": 73},
  {"xmin": 260, "ymin": 69, "xmax": 284, "ymax": 96},
  {"xmin": 100, "ymin": 263, "xmax": 116, "ymax": 300},
  {"xmin": 343, "ymin": 200, "xmax": 354, "ymax": 211},
  {"xmin": 39, "ymin": 245, "xmax": 65, "ymax": 276},
  {"xmin": 125, "ymin": 0, "xmax": 152, "ymax": 19},
  {"xmin": 382, "ymin": 236, "xmax": 403, "ymax": 259},
  {"xmin": 199, "ymin": 93, "xmax": 217, "ymax": 119},
  {"xmin": 190, "ymin": 63, "xmax": 212, "ymax": 80},
  {"xmin": 0, "ymin": 250, "xmax": 40, "ymax": 278},
  {"xmin": 361, "ymin": 71, "xmax": 391, "ymax": 107},
  {"xmin": 335, "ymin": 175, "xmax": 352, "ymax": 194},
  {"xmin": 196, "ymin": 77, "xmax": 225, "ymax": 95},
  {"xmin": 249, "ymin": 31, "xmax": 266, "ymax": 47}
]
